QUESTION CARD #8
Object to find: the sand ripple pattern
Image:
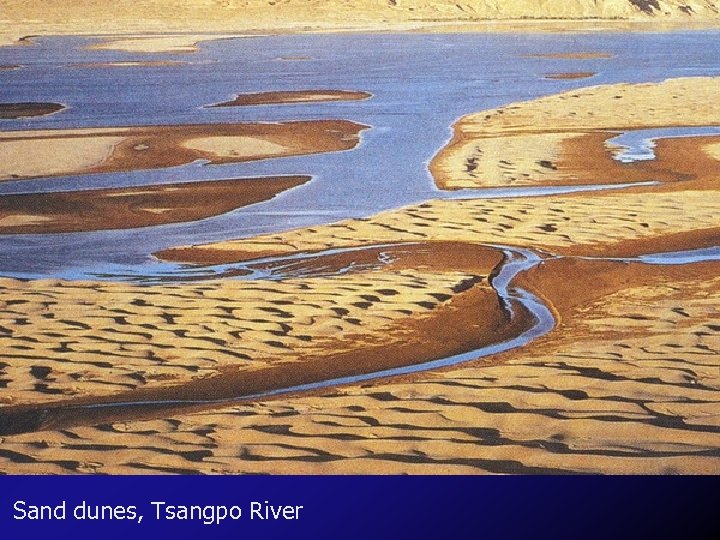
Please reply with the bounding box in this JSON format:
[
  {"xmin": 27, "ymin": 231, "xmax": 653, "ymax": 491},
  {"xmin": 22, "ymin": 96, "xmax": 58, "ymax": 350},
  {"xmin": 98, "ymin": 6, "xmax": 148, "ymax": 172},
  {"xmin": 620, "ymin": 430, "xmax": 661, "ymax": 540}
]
[
  {"xmin": 0, "ymin": 271, "xmax": 480, "ymax": 405},
  {"xmin": 1, "ymin": 274, "xmax": 718, "ymax": 474}
]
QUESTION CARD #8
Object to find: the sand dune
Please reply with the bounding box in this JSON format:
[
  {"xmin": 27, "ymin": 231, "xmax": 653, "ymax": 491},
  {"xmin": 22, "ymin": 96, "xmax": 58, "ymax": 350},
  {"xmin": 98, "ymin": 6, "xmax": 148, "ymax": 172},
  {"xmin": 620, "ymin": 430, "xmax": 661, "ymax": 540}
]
[
  {"xmin": 0, "ymin": 243, "xmax": 505, "ymax": 413},
  {"xmin": 1, "ymin": 258, "xmax": 717, "ymax": 474}
]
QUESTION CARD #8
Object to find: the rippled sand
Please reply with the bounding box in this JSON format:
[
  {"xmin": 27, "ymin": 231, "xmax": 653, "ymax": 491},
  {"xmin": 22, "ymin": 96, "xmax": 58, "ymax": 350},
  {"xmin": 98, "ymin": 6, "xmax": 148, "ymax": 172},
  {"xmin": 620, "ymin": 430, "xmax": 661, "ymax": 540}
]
[
  {"xmin": 431, "ymin": 77, "xmax": 720, "ymax": 189},
  {"xmin": 1, "ymin": 261, "xmax": 717, "ymax": 474}
]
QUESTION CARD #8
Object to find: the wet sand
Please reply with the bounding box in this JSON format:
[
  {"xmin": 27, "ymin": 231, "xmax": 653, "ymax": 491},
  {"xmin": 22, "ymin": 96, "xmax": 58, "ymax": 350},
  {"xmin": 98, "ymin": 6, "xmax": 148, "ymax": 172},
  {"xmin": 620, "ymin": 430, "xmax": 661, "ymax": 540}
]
[
  {"xmin": 525, "ymin": 52, "xmax": 613, "ymax": 59},
  {"xmin": 210, "ymin": 90, "xmax": 372, "ymax": 107},
  {"xmin": 157, "ymin": 186, "xmax": 720, "ymax": 263},
  {"xmin": 543, "ymin": 72, "xmax": 596, "ymax": 80},
  {"xmin": 86, "ymin": 34, "xmax": 248, "ymax": 53},
  {"xmin": 0, "ymin": 175, "xmax": 309, "ymax": 234},
  {"xmin": 0, "ymin": 120, "xmax": 366, "ymax": 181},
  {"xmin": 0, "ymin": 102, "xmax": 65, "ymax": 120},
  {"xmin": 431, "ymin": 77, "xmax": 720, "ymax": 190}
]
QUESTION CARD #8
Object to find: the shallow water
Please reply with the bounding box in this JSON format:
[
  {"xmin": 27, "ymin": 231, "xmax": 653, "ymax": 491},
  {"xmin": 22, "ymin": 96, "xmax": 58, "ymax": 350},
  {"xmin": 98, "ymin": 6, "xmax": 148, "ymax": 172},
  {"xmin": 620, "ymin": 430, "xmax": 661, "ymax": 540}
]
[
  {"xmin": 607, "ymin": 126, "xmax": 720, "ymax": 162},
  {"xmin": 1, "ymin": 31, "xmax": 720, "ymax": 278}
]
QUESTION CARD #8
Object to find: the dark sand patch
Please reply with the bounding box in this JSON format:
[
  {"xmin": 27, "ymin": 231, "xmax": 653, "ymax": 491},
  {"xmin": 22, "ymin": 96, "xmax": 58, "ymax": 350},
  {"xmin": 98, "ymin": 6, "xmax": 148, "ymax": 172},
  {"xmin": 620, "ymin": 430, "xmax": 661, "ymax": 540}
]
[
  {"xmin": 209, "ymin": 90, "xmax": 372, "ymax": 107},
  {"xmin": 544, "ymin": 71, "xmax": 596, "ymax": 79},
  {"xmin": 0, "ymin": 102, "xmax": 65, "ymax": 119},
  {"xmin": 525, "ymin": 52, "xmax": 613, "ymax": 59},
  {"xmin": 0, "ymin": 175, "xmax": 309, "ymax": 234}
]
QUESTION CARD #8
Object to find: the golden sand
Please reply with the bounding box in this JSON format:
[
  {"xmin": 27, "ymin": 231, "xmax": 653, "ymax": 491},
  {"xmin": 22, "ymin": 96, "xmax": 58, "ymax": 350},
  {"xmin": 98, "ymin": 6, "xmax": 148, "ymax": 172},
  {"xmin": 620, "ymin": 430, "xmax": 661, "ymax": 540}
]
[
  {"xmin": 0, "ymin": 243, "xmax": 504, "ymax": 410},
  {"xmin": 431, "ymin": 77, "xmax": 720, "ymax": 189},
  {"xmin": 0, "ymin": 56, "xmax": 718, "ymax": 474},
  {"xmin": 157, "ymin": 187, "xmax": 720, "ymax": 263},
  {"xmin": 1, "ymin": 259, "xmax": 717, "ymax": 474}
]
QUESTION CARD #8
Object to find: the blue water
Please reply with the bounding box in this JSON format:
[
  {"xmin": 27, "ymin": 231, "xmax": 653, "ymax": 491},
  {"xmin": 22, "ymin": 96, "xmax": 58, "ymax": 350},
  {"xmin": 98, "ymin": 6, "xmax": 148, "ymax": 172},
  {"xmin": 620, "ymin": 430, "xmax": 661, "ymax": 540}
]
[
  {"xmin": 608, "ymin": 126, "xmax": 720, "ymax": 162},
  {"xmin": 1, "ymin": 31, "xmax": 720, "ymax": 278}
]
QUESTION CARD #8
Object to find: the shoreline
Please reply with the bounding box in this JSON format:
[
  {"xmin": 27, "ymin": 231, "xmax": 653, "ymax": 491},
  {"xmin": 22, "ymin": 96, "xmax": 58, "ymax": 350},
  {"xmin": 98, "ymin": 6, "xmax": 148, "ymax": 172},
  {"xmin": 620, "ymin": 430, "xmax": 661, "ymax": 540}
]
[{"xmin": 4, "ymin": 18, "xmax": 720, "ymax": 48}]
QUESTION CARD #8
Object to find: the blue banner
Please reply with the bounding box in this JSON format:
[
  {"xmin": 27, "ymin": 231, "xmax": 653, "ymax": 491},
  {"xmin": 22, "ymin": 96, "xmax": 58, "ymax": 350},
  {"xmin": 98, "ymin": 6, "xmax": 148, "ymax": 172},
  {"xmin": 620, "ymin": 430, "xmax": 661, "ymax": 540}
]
[{"xmin": 1, "ymin": 476, "xmax": 718, "ymax": 539}]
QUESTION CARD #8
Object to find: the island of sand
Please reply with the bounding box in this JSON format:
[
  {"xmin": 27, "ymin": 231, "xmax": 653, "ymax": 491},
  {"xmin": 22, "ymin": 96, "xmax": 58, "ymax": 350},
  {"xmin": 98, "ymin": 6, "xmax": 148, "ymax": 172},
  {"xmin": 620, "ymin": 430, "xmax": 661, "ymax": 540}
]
[
  {"xmin": 0, "ymin": 175, "xmax": 309, "ymax": 234},
  {"xmin": 209, "ymin": 90, "xmax": 372, "ymax": 107},
  {"xmin": 0, "ymin": 120, "xmax": 366, "ymax": 181},
  {"xmin": 430, "ymin": 77, "xmax": 720, "ymax": 190}
]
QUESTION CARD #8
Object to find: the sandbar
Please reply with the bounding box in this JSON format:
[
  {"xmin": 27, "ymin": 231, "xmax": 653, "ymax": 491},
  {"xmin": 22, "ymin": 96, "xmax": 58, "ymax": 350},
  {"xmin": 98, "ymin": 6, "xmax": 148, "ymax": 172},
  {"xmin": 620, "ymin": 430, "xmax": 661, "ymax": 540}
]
[
  {"xmin": 0, "ymin": 175, "xmax": 309, "ymax": 234},
  {"xmin": 544, "ymin": 71, "xmax": 596, "ymax": 79},
  {"xmin": 0, "ymin": 120, "xmax": 366, "ymax": 181},
  {"xmin": 71, "ymin": 60, "xmax": 187, "ymax": 68},
  {"xmin": 87, "ymin": 34, "xmax": 248, "ymax": 53},
  {"xmin": 0, "ymin": 102, "xmax": 65, "ymax": 120},
  {"xmin": 431, "ymin": 77, "xmax": 720, "ymax": 190},
  {"xmin": 210, "ymin": 90, "xmax": 372, "ymax": 107}
]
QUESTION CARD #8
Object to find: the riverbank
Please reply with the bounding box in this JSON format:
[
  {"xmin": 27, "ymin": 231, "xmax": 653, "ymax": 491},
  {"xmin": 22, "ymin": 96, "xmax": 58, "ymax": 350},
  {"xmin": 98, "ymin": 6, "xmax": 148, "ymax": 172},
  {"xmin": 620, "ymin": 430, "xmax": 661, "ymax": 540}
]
[{"xmin": 4, "ymin": 1, "xmax": 720, "ymax": 48}]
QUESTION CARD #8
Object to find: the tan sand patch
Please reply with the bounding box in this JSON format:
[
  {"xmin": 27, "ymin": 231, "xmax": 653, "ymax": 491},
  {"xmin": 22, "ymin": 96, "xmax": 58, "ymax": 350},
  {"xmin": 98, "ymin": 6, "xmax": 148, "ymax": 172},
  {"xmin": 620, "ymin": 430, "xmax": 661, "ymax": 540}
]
[
  {"xmin": 0, "ymin": 243, "xmax": 505, "ymax": 409},
  {"xmin": 71, "ymin": 61, "xmax": 187, "ymax": 68},
  {"xmin": 157, "ymin": 188, "xmax": 720, "ymax": 264},
  {"xmin": 181, "ymin": 136, "xmax": 288, "ymax": 159},
  {"xmin": 87, "ymin": 34, "xmax": 244, "ymax": 53},
  {"xmin": 0, "ymin": 136, "xmax": 124, "ymax": 179},
  {"xmin": 1, "ymin": 260, "xmax": 717, "ymax": 474}
]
